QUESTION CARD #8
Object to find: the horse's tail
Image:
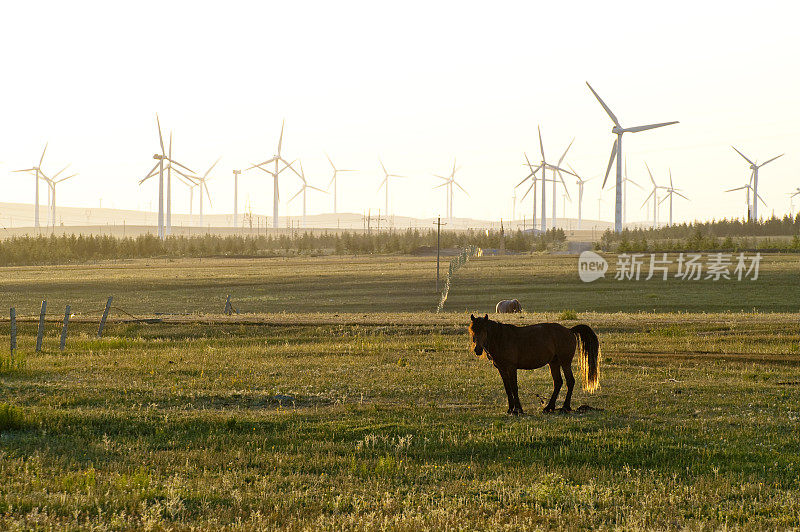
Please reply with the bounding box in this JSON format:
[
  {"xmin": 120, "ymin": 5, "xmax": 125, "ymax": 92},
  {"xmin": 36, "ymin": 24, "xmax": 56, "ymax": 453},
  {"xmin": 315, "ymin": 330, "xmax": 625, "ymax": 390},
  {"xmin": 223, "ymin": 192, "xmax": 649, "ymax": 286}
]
[{"xmin": 571, "ymin": 324, "xmax": 601, "ymax": 393}]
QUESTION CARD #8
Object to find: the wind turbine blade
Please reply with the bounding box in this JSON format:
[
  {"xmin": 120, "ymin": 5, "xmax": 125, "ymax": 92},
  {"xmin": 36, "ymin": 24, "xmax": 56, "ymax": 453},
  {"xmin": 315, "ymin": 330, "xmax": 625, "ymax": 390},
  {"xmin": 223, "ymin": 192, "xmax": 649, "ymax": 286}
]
[
  {"xmin": 658, "ymin": 194, "xmax": 670, "ymax": 205},
  {"xmin": 288, "ymin": 187, "xmax": 303, "ymax": 203},
  {"xmin": 379, "ymin": 159, "xmax": 388, "ymax": 176},
  {"xmin": 433, "ymin": 182, "xmax": 449, "ymax": 190},
  {"xmin": 640, "ymin": 189, "xmax": 655, "ymax": 208},
  {"xmin": 520, "ymin": 181, "xmax": 535, "ymax": 201},
  {"xmin": 626, "ymin": 178, "xmax": 644, "ymax": 189},
  {"xmin": 203, "ymin": 181, "xmax": 213, "ymax": 207},
  {"xmin": 454, "ymin": 181, "xmax": 470, "ymax": 197},
  {"xmin": 538, "ymin": 126, "xmax": 545, "ymax": 161},
  {"xmin": 556, "ymin": 171, "xmax": 572, "ymax": 201},
  {"xmin": 140, "ymin": 162, "xmax": 160, "ymax": 183},
  {"xmin": 204, "ymin": 157, "xmax": 221, "ymax": 178},
  {"xmin": 378, "ymin": 177, "xmax": 387, "ymax": 192},
  {"xmin": 325, "ymin": 152, "xmax": 335, "ymax": 170},
  {"xmin": 156, "ymin": 114, "xmax": 165, "ymax": 155},
  {"xmin": 523, "ymin": 152, "xmax": 535, "ymax": 170},
  {"xmin": 548, "ymin": 164, "xmax": 576, "ymax": 177},
  {"xmin": 168, "ymin": 159, "xmax": 195, "ymax": 174},
  {"xmin": 171, "ymin": 167, "xmax": 197, "ymax": 181},
  {"xmin": 13, "ymin": 168, "xmax": 37, "ymax": 173},
  {"xmin": 674, "ymin": 191, "xmax": 689, "ymax": 201},
  {"xmin": 601, "ymin": 139, "xmax": 617, "ymax": 188},
  {"xmin": 57, "ymin": 173, "xmax": 78, "ymax": 184},
  {"xmin": 644, "ymin": 162, "xmax": 656, "ymax": 187},
  {"xmin": 669, "ymin": 169, "xmax": 673, "ymax": 189},
  {"xmin": 516, "ymin": 173, "xmax": 533, "ymax": 188},
  {"xmin": 52, "ymin": 164, "xmax": 71, "ymax": 179},
  {"xmin": 585, "ymin": 82, "xmax": 621, "ymax": 127},
  {"xmin": 724, "ymin": 186, "xmax": 747, "ymax": 192},
  {"xmin": 756, "ymin": 193, "xmax": 767, "ymax": 206},
  {"xmin": 759, "ymin": 154, "xmax": 784, "ymax": 167},
  {"xmin": 623, "ymin": 121, "xmax": 679, "ymax": 133},
  {"xmin": 281, "ymin": 158, "xmax": 303, "ymax": 178},
  {"xmin": 277, "ymin": 120, "xmax": 285, "ymax": 155},
  {"xmin": 731, "ymin": 146, "xmax": 754, "ymax": 165},
  {"xmin": 308, "ymin": 185, "xmax": 327, "ymax": 193},
  {"xmin": 39, "ymin": 143, "xmax": 48, "ymax": 167},
  {"xmin": 557, "ymin": 138, "xmax": 574, "ymax": 166}
]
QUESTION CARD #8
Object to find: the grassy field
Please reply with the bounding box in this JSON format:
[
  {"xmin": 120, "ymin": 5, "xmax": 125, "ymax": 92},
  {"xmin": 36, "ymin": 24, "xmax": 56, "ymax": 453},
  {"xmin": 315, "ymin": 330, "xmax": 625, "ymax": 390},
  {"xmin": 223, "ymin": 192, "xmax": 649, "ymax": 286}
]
[{"xmin": 1, "ymin": 254, "xmax": 800, "ymax": 529}]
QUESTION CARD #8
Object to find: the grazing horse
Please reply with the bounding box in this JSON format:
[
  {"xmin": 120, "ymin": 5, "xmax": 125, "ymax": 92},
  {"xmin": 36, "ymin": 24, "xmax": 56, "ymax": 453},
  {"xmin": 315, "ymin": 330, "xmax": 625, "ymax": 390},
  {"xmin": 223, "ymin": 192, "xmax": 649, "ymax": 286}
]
[
  {"xmin": 495, "ymin": 299, "xmax": 522, "ymax": 313},
  {"xmin": 468, "ymin": 314, "xmax": 600, "ymax": 415}
]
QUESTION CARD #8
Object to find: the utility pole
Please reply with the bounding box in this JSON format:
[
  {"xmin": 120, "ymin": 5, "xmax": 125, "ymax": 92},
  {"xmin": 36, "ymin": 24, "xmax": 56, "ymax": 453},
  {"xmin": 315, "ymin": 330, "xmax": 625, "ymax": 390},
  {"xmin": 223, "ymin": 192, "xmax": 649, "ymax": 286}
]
[{"xmin": 434, "ymin": 216, "xmax": 447, "ymax": 291}]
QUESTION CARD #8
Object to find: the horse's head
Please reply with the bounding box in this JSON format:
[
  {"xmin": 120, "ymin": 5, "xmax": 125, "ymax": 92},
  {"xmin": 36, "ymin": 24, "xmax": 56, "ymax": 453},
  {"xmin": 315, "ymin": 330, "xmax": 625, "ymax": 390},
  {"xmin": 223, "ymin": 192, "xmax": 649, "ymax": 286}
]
[{"xmin": 469, "ymin": 313, "xmax": 490, "ymax": 357}]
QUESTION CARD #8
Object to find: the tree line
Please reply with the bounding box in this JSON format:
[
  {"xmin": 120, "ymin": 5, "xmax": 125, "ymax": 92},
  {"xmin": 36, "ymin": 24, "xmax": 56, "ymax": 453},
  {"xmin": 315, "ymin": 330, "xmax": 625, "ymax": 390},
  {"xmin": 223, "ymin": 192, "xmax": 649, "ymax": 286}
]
[{"xmin": 0, "ymin": 228, "xmax": 568, "ymax": 266}]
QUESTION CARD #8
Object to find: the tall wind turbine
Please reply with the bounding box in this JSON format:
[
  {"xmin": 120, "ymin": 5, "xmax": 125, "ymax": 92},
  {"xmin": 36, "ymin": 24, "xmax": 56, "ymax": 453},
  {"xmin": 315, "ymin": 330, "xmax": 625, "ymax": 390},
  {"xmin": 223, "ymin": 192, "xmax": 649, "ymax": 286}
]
[
  {"xmin": 725, "ymin": 179, "xmax": 765, "ymax": 221},
  {"xmin": 378, "ymin": 159, "xmax": 405, "ymax": 218},
  {"xmin": 551, "ymin": 138, "xmax": 574, "ymax": 228},
  {"xmin": 246, "ymin": 120, "xmax": 301, "ymax": 228},
  {"xmin": 586, "ymin": 82, "xmax": 679, "ymax": 233},
  {"xmin": 139, "ymin": 115, "xmax": 194, "ymax": 239},
  {"xmin": 326, "ymin": 153, "xmax": 355, "ymax": 214},
  {"xmin": 731, "ymin": 146, "xmax": 783, "ymax": 221},
  {"xmin": 641, "ymin": 163, "xmax": 666, "ymax": 229},
  {"xmin": 39, "ymin": 165, "xmax": 78, "ymax": 230},
  {"xmin": 568, "ymin": 165, "xmax": 595, "ymax": 230},
  {"xmin": 12, "ymin": 143, "xmax": 48, "ymax": 229},
  {"xmin": 658, "ymin": 170, "xmax": 689, "ymax": 226},
  {"xmin": 434, "ymin": 158, "xmax": 469, "ymax": 220},
  {"xmin": 289, "ymin": 161, "xmax": 327, "ymax": 227}
]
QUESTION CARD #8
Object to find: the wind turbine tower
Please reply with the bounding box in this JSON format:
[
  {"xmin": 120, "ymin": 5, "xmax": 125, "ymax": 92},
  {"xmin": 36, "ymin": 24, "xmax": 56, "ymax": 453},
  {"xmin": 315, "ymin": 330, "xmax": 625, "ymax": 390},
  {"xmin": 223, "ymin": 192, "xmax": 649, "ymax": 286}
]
[
  {"xmin": 658, "ymin": 170, "xmax": 689, "ymax": 226},
  {"xmin": 378, "ymin": 160, "xmax": 405, "ymax": 219},
  {"xmin": 586, "ymin": 82, "xmax": 679, "ymax": 233},
  {"xmin": 326, "ymin": 153, "xmax": 355, "ymax": 214},
  {"xmin": 731, "ymin": 146, "xmax": 783, "ymax": 221},
  {"xmin": 12, "ymin": 143, "xmax": 48, "ymax": 229},
  {"xmin": 232, "ymin": 169, "xmax": 241, "ymax": 228},
  {"xmin": 246, "ymin": 121, "xmax": 301, "ymax": 228}
]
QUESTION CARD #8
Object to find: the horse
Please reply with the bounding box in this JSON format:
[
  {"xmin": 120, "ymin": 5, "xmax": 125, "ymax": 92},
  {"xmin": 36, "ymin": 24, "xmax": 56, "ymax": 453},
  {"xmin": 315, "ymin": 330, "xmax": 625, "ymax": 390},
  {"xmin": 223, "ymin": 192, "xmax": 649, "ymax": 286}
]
[
  {"xmin": 495, "ymin": 299, "xmax": 522, "ymax": 313},
  {"xmin": 468, "ymin": 314, "xmax": 600, "ymax": 415}
]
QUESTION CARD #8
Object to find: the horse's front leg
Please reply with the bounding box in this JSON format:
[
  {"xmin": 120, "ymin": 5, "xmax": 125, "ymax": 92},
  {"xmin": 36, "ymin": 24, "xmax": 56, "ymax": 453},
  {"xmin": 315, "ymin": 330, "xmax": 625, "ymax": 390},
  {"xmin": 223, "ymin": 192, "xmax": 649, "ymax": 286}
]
[
  {"xmin": 544, "ymin": 361, "xmax": 563, "ymax": 413},
  {"xmin": 497, "ymin": 367, "xmax": 515, "ymax": 414},
  {"xmin": 508, "ymin": 367, "xmax": 524, "ymax": 415}
]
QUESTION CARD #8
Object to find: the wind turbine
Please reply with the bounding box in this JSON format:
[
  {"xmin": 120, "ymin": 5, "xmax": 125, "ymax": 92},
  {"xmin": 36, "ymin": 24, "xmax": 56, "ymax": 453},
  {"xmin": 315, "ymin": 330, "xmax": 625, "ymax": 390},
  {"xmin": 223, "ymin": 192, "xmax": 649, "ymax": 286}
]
[
  {"xmin": 731, "ymin": 146, "xmax": 783, "ymax": 221},
  {"xmin": 12, "ymin": 143, "xmax": 48, "ymax": 229},
  {"xmin": 568, "ymin": 165, "xmax": 595, "ymax": 230},
  {"xmin": 139, "ymin": 115, "xmax": 194, "ymax": 239},
  {"xmin": 433, "ymin": 158, "xmax": 469, "ymax": 220},
  {"xmin": 529, "ymin": 127, "xmax": 575, "ymax": 232},
  {"xmin": 516, "ymin": 152, "xmax": 541, "ymax": 229},
  {"xmin": 378, "ymin": 159, "xmax": 405, "ymax": 218},
  {"xmin": 289, "ymin": 161, "xmax": 327, "ymax": 227},
  {"xmin": 551, "ymin": 138, "xmax": 574, "ymax": 229},
  {"xmin": 325, "ymin": 153, "xmax": 355, "ymax": 214},
  {"xmin": 586, "ymin": 82, "xmax": 679, "ymax": 233},
  {"xmin": 658, "ymin": 169, "xmax": 689, "ymax": 226},
  {"xmin": 789, "ymin": 188, "xmax": 800, "ymax": 218},
  {"xmin": 192, "ymin": 158, "xmax": 221, "ymax": 228},
  {"xmin": 641, "ymin": 163, "xmax": 667, "ymax": 229},
  {"xmin": 246, "ymin": 120, "xmax": 301, "ymax": 228},
  {"xmin": 39, "ymin": 165, "xmax": 78, "ymax": 230},
  {"xmin": 231, "ymin": 170, "xmax": 241, "ymax": 228},
  {"xmin": 725, "ymin": 179, "xmax": 765, "ymax": 221}
]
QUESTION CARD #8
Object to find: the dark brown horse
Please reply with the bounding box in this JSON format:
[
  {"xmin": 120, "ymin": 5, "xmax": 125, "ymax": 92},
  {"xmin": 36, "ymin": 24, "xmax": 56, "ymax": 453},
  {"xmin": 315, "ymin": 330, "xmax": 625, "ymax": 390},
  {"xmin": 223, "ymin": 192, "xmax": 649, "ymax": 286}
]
[{"xmin": 468, "ymin": 314, "xmax": 600, "ymax": 415}]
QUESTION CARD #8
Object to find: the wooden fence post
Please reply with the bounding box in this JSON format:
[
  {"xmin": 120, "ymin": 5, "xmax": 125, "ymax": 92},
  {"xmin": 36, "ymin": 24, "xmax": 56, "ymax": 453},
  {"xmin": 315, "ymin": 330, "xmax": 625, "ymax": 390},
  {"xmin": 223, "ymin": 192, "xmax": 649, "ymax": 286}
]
[
  {"xmin": 10, "ymin": 308, "xmax": 16, "ymax": 361},
  {"xmin": 60, "ymin": 305, "xmax": 71, "ymax": 351},
  {"xmin": 98, "ymin": 297, "xmax": 112, "ymax": 338},
  {"xmin": 36, "ymin": 300, "xmax": 47, "ymax": 352}
]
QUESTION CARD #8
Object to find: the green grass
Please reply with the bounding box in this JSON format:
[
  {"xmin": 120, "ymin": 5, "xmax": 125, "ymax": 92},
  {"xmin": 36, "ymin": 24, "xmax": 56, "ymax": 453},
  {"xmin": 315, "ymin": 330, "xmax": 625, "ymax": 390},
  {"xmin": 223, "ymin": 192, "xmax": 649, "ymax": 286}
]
[{"xmin": 1, "ymin": 255, "xmax": 800, "ymax": 528}]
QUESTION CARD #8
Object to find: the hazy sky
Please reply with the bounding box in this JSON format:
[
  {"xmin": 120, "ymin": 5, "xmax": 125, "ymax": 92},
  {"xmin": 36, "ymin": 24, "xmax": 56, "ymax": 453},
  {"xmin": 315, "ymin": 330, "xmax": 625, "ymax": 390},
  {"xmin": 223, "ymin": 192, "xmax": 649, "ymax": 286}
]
[{"xmin": 2, "ymin": 0, "xmax": 799, "ymax": 225}]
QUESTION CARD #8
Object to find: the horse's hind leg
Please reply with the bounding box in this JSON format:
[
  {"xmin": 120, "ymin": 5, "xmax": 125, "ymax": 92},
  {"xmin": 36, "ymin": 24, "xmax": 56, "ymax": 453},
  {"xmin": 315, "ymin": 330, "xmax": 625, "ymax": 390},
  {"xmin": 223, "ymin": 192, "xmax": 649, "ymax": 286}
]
[
  {"xmin": 560, "ymin": 362, "xmax": 576, "ymax": 412},
  {"xmin": 544, "ymin": 361, "xmax": 563, "ymax": 413},
  {"xmin": 508, "ymin": 368, "xmax": 524, "ymax": 415}
]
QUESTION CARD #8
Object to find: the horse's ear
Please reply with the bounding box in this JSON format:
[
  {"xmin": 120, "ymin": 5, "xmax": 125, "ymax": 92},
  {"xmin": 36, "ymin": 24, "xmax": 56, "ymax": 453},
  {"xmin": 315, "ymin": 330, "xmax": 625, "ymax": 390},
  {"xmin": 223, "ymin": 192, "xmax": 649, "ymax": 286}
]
[
  {"xmin": 470, "ymin": 314, "xmax": 475, "ymax": 321},
  {"xmin": 484, "ymin": 314, "xmax": 488, "ymax": 320}
]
